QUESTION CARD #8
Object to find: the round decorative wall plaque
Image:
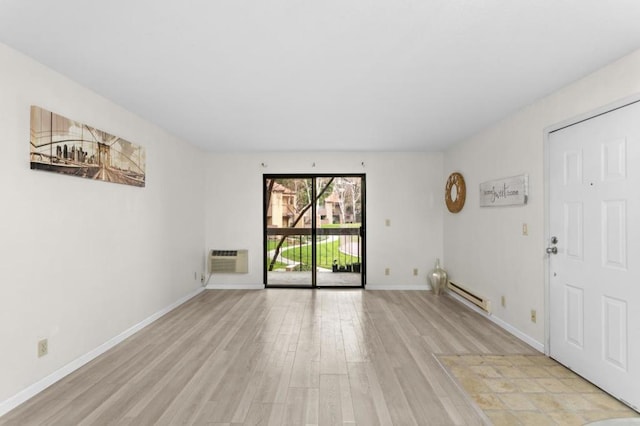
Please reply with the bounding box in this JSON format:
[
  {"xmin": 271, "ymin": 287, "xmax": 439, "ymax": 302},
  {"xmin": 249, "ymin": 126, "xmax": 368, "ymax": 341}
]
[{"xmin": 445, "ymin": 172, "xmax": 466, "ymax": 213}]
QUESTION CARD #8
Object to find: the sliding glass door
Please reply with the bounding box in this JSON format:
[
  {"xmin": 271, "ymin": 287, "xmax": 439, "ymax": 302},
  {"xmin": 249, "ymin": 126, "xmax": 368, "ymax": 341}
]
[{"xmin": 264, "ymin": 174, "xmax": 365, "ymax": 288}]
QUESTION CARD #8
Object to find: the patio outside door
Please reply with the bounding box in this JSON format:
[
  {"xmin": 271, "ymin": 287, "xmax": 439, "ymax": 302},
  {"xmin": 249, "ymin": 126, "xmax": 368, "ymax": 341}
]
[{"xmin": 264, "ymin": 174, "xmax": 365, "ymax": 288}]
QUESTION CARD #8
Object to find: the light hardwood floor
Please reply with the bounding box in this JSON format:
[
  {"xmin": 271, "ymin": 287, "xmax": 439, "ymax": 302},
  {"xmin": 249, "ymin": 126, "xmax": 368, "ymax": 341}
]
[{"xmin": 1, "ymin": 290, "xmax": 535, "ymax": 425}]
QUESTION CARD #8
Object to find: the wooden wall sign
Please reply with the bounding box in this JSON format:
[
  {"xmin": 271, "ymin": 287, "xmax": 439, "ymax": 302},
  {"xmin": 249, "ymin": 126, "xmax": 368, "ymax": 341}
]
[{"xmin": 480, "ymin": 174, "xmax": 528, "ymax": 207}]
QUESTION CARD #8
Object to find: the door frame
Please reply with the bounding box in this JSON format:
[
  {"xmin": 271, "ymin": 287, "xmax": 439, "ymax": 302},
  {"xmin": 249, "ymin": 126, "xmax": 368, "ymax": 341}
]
[
  {"xmin": 262, "ymin": 173, "xmax": 366, "ymax": 289},
  {"xmin": 543, "ymin": 93, "xmax": 640, "ymax": 356}
]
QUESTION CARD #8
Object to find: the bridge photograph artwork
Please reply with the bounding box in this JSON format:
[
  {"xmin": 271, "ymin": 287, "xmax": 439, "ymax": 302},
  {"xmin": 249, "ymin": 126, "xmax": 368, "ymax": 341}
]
[{"xmin": 30, "ymin": 106, "xmax": 146, "ymax": 187}]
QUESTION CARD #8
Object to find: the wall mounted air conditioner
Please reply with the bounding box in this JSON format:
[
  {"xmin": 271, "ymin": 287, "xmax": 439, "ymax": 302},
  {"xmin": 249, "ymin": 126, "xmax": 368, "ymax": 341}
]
[{"xmin": 209, "ymin": 249, "xmax": 249, "ymax": 274}]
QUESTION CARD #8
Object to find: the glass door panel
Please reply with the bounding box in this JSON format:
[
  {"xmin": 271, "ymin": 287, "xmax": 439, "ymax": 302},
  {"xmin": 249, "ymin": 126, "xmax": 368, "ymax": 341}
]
[
  {"xmin": 264, "ymin": 177, "xmax": 314, "ymax": 286},
  {"xmin": 315, "ymin": 176, "xmax": 364, "ymax": 287}
]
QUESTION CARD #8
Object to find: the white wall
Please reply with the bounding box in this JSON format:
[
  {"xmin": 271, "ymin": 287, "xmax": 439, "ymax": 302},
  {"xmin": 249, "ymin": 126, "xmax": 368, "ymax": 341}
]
[
  {"xmin": 444, "ymin": 49, "xmax": 640, "ymax": 348},
  {"xmin": 205, "ymin": 151, "xmax": 443, "ymax": 289},
  {"xmin": 0, "ymin": 43, "xmax": 207, "ymax": 406},
  {"xmin": 7, "ymin": 36, "xmax": 639, "ymax": 413}
]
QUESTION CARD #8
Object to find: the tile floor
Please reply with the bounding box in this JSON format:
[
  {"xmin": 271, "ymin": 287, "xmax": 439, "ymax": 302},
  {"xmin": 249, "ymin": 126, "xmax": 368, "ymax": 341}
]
[{"xmin": 439, "ymin": 354, "xmax": 639, "ymax": 426}]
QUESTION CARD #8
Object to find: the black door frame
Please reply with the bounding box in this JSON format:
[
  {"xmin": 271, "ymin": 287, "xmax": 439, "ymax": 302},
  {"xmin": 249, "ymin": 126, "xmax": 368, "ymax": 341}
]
[{"xmin": 263, "ymin": 173, "xmax": 366, "ymax": 289}]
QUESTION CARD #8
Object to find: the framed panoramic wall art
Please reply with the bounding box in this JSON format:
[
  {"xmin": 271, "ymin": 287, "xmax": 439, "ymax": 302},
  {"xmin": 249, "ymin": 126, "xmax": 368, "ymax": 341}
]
[{"xmin": 29, "ymin": 106, "xmax": 146, "ymax": 187}]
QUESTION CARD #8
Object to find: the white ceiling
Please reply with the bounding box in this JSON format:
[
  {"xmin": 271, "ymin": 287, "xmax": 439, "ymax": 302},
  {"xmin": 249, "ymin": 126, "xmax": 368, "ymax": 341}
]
[{"xmin": 1, "ymin": 1, "xmax": 640, "ymax": 152}]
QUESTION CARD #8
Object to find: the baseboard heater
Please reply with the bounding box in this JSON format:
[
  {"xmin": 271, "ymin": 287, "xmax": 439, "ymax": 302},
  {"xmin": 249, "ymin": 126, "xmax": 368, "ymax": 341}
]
[{"xmin": 448, "ymin": 281, "xmax": 491, "ymax": 313}]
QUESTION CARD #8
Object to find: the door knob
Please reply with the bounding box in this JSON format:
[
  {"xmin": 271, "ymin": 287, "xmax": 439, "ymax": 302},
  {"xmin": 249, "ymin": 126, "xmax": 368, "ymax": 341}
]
[{"xmin": 547, "ymin": 236, "xmax": 558, "ymax": 254}]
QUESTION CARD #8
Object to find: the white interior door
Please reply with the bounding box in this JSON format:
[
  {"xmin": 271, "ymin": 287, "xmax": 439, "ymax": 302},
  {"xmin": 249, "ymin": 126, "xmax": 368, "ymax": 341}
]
[{"xmin": 549, "ymin": 101, "xmax": 640, "ymax": 410}]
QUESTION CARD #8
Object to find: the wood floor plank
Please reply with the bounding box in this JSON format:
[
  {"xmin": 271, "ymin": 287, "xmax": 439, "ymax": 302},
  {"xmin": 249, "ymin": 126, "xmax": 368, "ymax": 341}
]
[
  {"xmin": 230, "ymin": 343, "xmax": 278, "ymax": 423},
  {"xmin": 1, "ymin": 289, "xmax": 545, "ymax": 425},
  {"xmin": 283, "ymin": 387, "xmax": 319, "ymax": 425},
  {"xmin": 289, "ymin": 296, "xmax": 321, "ymax": 389},
  {"xmin": 356, "ymin": 297, "xmax": 420, "ymax": 425},
  {"xmin": 364, "ymin": 362, "xmax": 395, "ymax": 426},
  {"xmin": 338, "ymin": 373, "xmax": 355, "ymax": 424},
  {"xmin": 318, "ymin": 374, "xmax": 343, "ymax": 426},
  {"xmin": 155, "ymin": 348, "xmax": 236, "ymax": 424},
  {"xmin": 346, "ymin": 362, "xmax": 382, "ymax": 426},
  {"xmin": 254, "ymin": 333, "xmax": 296, "ymax": 404}
]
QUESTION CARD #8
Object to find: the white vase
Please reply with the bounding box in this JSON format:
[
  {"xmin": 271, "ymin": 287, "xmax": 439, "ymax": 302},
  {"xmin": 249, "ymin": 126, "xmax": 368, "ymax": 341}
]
[{"xmin": 429, "ymin": 258, "xmax": 448, "ymax": 295}]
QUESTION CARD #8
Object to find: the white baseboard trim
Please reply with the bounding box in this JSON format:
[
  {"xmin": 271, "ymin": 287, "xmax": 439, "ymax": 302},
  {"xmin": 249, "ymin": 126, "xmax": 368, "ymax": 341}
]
[
  {"xmin": 206, "ymin": 283, "xmax": 264, "ymax": 290},
  {"xmin": 365, "ymin": 284, "xmax": 431, "ymax": 291},
  {"xmin": 0, "ymin": 287, "xmax": 204, "ymax": 418},
  {"xmin": 490, "ymin": 314, "xmax": 545, "ymax": 353},
  {"xmin": 446, "ymin": 292, "xmax": 545, "ymax": 353}
]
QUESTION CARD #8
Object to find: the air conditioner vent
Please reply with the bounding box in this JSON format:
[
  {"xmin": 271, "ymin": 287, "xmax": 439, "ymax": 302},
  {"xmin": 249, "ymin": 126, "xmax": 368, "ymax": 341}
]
[
  {"xmin": 209, "ymin": 249, "xmax": 248, "ymax": 274},
  {"xmin": 211, "ymin": 250, "xmax": 239, "ymax": 257}
]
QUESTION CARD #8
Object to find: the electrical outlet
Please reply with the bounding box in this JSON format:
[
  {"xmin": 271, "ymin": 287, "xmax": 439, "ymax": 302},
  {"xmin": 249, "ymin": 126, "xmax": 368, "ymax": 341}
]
[
  {"xmin": 413, "ymin": 268, "xmax": 418, "ymax": 276},
  {"xmin": 531, "ymin": 309, "xmax": 537, "ymax": 323},
  {"xmin": 385, "ymin": 268, "xmax": 390, "ymax": 276},
  {"xmin": 385, "ymin": 219, "xmax": 391, "ymax": 227},
  {"xmin": 501, "ymin": 296, "xmax": 506, "ymax": 307},
  {"xmin": 38, "ymin": 339, "xmax": 48, "ymax": 358},
  {"xmin": 522, "ymin": 223, "xmax": 528, "ymax": 236}
]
